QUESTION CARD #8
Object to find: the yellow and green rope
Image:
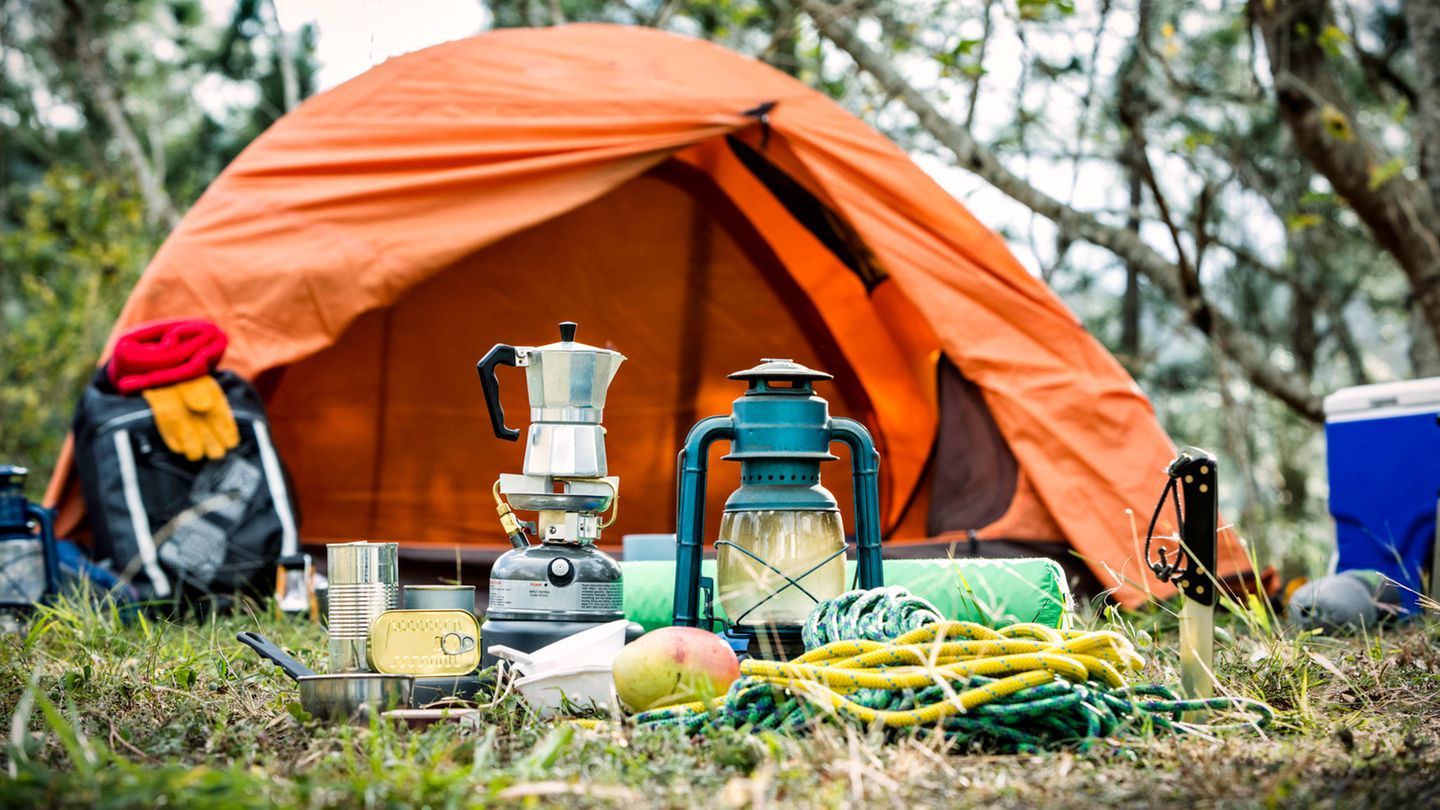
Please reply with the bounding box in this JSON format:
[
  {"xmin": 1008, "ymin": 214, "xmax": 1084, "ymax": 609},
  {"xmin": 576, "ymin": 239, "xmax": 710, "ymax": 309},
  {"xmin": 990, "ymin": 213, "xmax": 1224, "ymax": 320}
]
[{"xmin": 632, "ymin": 588, "xmax": 1272, "ymax": 752}]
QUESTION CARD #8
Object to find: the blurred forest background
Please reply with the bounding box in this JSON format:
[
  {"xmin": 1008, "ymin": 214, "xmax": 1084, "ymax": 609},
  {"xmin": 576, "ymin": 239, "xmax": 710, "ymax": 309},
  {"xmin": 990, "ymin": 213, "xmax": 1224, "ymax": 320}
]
[{"xmin": 4, "ymin": 0, "xmax": 1439, "ymax": 578}]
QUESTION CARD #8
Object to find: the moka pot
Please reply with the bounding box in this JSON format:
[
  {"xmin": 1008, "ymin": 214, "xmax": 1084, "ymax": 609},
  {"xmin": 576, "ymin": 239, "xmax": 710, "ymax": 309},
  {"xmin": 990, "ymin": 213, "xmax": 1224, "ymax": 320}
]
[{"xmin": 476, "ymin": 322, "xmax": 625, "ymax": 479}]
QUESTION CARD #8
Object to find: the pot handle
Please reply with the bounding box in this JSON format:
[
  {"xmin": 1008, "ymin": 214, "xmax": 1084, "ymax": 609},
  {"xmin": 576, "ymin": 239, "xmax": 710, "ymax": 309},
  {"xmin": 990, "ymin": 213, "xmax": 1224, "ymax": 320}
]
[
  {"xmin": 236, "ymin": 631, "xmax": 316, "ymax": 681},
  {"xmin": 476, "ymin": 344, "xmax": 521, "ymax": 441}
]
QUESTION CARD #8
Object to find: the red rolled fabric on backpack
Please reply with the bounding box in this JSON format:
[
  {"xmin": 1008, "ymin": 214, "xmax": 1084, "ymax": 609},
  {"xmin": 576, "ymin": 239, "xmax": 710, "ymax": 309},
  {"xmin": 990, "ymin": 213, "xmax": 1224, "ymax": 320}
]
[{"xmin": 107, "ymin": 319, "xmax": 228, "ymax": 395}]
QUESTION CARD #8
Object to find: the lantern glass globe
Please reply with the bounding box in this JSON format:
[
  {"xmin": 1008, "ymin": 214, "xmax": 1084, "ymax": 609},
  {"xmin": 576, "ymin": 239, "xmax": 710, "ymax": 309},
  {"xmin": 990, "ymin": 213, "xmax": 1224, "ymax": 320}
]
[{"xmin": 715, "ymin": 509, "xmax": 846, "ymax": 627}]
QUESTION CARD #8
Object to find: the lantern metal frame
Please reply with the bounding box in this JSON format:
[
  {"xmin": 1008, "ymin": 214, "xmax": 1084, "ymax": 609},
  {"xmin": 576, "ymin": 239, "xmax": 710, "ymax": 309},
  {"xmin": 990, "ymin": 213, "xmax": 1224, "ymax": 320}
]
[{"xmin": 671, "ymin": 360, "xmax": 884, "ymax": 645}]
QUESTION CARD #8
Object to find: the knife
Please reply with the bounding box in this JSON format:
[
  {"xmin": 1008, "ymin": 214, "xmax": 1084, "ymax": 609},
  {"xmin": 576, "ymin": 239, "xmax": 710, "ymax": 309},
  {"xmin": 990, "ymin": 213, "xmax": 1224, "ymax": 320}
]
[{"xmin": 1150, "ymin": 447, "xmax": 1218, "ymax": 715}]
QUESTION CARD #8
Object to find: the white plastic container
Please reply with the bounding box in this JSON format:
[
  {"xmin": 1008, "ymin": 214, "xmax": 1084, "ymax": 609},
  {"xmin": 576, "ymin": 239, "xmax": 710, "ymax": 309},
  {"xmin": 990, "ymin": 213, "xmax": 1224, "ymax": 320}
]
[
  {"xmin": 512, "ymin": 664, "xmax": 615, "ymax": 717},
  {"xmin": 489, "ymin": 619, "xmax": 628, "ymax": 717},
  {"xmin": 488, "ymin": 619, "xmax": 628, "ymax": 677}
]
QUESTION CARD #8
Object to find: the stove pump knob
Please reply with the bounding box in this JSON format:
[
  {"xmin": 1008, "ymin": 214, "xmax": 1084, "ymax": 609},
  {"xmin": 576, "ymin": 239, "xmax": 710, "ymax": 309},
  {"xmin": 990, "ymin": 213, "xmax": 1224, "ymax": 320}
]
[{"xmin": 548, "ymin": 557, "xmax": 574, "ymax": 586}]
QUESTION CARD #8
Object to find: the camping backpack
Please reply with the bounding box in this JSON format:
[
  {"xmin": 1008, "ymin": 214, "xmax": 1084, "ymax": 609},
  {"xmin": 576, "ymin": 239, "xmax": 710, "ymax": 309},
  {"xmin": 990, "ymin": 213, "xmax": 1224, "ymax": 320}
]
[{"xmin": 71, "ymin": 369, "xmax": 299, "ymax": 604}]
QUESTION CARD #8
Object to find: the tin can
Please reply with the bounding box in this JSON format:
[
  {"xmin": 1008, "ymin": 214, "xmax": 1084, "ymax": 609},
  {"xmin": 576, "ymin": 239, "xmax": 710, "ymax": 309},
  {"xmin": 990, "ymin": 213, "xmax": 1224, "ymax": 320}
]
[
  {"xmin": 327, "ymin": 541, "xmax": 400, "ymax": 672},
  {"xmin": 367, "ymin": 609, "xmax": 482, "ymax": 676},
  {"xmin": 403, "ymin": 584, "xmax": 476, "ymax": 613}
]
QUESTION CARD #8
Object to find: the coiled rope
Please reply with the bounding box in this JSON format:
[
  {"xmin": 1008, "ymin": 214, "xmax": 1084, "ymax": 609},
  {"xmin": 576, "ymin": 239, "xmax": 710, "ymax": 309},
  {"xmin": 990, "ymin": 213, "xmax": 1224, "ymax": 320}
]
[
  {"xmin": 802, "ymin": 586, "xmax": 943, "ymax": 649},
  {"xmin": 634, "ymin": 589, "xmax": 1272, "ymax": 752}
]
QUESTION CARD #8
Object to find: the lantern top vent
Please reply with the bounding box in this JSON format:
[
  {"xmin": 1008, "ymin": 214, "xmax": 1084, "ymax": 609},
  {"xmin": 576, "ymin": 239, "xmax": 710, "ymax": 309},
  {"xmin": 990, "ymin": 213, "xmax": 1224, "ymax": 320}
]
[{"xmin": 728, "ymin": 359, "xmax": 833, "ymax": 392}]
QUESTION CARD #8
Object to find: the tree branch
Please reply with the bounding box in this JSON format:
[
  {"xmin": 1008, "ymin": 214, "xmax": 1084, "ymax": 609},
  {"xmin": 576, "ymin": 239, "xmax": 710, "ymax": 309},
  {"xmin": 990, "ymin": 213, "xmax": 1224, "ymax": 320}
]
[
  {"xmin": 964, "ymin": 0, "xmax": 996, "ymax": 130},
  {"xmin": 1340, "ymin": 1, "xmax": 1418, "ymax": 107},
  {"xmin": 757, "ymin": 1, "xmax": 800, "ymax": 75},
  {"xmin": 1142, "ymin": 38, "xmax": 1265, "ymax": 105},
  {"xmin": 1212, "ymin": 237, "xmax": 1287, "ymax": 285},
  {"xmin": 650, "ymin": 0, "xmax": 679, "ymax": 27},
  {"xmin": 793, "ymin": 0, "xmax": 1324, "ymax": 421},
  {"xmin": 1120, "ymin": 105, "xmax": 1206, "ymax": 333}
]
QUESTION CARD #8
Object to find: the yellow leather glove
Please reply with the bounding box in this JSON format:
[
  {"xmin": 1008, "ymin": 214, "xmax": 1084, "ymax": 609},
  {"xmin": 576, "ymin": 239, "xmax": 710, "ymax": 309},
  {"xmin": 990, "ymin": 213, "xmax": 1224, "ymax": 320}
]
[
  {"xmin": 142, "ymin": 376, "xmax": 240, "ymax": 461},
  {"xmin": 178, "ymin": 376, "xmax": 239, "ymax": 457}
]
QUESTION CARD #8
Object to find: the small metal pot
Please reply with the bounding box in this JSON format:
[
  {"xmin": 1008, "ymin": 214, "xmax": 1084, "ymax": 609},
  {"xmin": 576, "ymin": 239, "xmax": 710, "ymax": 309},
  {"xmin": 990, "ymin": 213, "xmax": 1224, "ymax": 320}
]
[{"xmin": 237, "ymin": 631, "xmax": 413, "ymax": 721}]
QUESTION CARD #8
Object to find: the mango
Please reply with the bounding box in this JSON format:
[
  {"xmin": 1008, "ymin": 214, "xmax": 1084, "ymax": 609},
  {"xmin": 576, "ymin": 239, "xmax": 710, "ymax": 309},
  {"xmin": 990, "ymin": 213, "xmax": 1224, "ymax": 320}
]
[{"xmin": 612, "ymin": 627, "xmax": 740, "ymax": 712}]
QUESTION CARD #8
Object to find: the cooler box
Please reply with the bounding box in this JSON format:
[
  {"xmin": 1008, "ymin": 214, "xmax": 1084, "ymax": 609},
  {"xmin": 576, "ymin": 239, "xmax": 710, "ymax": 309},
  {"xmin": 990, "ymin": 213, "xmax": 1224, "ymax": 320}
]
[{"xmin": 1324, "ymin": 378, "xmax": 1440, "ymax": 612}]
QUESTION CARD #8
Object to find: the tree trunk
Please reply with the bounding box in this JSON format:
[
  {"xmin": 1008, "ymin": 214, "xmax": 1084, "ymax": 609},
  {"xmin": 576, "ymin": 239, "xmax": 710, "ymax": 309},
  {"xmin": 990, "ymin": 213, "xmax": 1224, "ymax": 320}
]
[
  {"xmin": 1405, "ymin": 0, "xmax": 1440, "ymax": 210},
  {"xmin": 264, "ymin": 0, "xmax": 300, "ymax": 112},
  {"xmin": 1326, "ymin": 289, "xmax": 1371, "ymax": 385},
  {"xmin": 1251, "ymin": 0, "xmax": 1440, "ymax": 355},
  {"xmin": 1290, "ymin": 237, "xmax": 1320, "ymax": 380},
  {"xmin": 1117, "ymin": 0, "xmax": 1153, "ymax": 362},
  {"xmin": 1215, "ymin": 357, "xmax": 1264, "ymax": 560},
  {"xmin": 61, "ymin": 0, "xmax": 179, "ymax": 230},
  {"xmin": 1411, "ymin": 303, "xmax": 1440, "ymax": 376},
  {"xmin": 1405, "ymin": 0, "xmax": 1440, "ymax": 376}
]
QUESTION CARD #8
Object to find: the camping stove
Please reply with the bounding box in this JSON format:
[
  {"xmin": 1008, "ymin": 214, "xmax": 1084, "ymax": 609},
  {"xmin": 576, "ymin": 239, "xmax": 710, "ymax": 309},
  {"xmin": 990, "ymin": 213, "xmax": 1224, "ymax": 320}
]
[{"xmin": 475, "ymin": 323, "xmax": 639, "ymax": 668}]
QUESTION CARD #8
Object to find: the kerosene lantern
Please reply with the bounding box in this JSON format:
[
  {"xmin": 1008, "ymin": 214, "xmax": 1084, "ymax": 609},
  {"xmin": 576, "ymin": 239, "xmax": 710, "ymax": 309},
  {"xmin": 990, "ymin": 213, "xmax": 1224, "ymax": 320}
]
[
  {"xmin": 0, "ymin": 466, "xmax": 59, "ymax": 617},
  {"xmin": 672, "ymin": 359, "xmax": 883, "ymax": 659}
]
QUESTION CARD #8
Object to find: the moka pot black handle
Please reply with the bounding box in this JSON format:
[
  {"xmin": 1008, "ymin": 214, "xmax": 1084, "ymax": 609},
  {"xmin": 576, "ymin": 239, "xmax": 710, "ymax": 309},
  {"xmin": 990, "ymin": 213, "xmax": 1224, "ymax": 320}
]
[{"xmin": 477, "ymin": 344, "xmax": 521, "ymax": 441}]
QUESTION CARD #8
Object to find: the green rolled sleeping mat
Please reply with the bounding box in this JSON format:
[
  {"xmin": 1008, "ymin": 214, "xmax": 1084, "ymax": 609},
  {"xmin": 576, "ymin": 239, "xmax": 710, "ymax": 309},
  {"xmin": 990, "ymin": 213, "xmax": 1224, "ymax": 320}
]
[{"xmin": 621, "ymin": 557, "xmax": 1074, "ymax": 633}]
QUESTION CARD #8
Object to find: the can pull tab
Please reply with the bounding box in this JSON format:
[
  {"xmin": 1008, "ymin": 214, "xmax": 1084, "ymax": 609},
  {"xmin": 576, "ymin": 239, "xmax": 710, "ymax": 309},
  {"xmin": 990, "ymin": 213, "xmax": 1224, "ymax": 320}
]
[{"xmin": 440, "ymin": 632, "xmax": 477, "ymax": 656}]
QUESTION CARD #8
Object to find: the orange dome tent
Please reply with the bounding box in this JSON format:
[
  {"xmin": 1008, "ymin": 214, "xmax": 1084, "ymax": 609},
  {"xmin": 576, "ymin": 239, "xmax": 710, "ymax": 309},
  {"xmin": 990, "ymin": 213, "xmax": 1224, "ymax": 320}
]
[{"xmin": 45, "ymin": 24, "xmax": 1256, "ymax": 607}]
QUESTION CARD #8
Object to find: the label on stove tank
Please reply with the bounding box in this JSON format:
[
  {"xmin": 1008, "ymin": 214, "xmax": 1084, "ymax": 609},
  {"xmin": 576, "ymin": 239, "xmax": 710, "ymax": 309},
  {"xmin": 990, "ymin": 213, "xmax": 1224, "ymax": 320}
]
[{"xmin": 489, "ymin": 579, "xmax": 623, "ymax": 614}]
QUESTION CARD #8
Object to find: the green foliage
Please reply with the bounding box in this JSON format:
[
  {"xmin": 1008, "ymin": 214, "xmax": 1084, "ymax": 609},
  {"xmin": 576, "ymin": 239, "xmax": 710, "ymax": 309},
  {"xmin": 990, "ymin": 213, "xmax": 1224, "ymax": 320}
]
[
  {"xmin": 936, "ymin": 38, "xmax": 986, "ymax": 79},
  {"xmin": 0, "ymin": 168, "xmax": 157, "ymax": 496},
  {"xmin": 1317, "ymin": 24, "xmax": 1350, "ymax": 58},
  {"xmin": 0, "ymin": 0, "xmax": 318, "ymax": 495},
  {"xmin": 1018, "ymin": 0, "xmax": 1076, "ymax": 22},
  {"xmin": 1368, "ymin": 156, "xmax": 1408, "ymax": 190}
]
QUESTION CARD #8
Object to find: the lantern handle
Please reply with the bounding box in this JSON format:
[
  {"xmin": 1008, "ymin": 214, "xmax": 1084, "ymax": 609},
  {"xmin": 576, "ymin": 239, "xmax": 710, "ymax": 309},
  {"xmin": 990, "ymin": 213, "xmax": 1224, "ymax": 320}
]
[
  {"xmin": 672, "ymin": 415, "xmax": 735, "ymax": 629},
  {"xmin": 25, "ymin": 502, "xmax": 60, "ymax": 602},
  {"xmin": 830, "ymin": 417, "xmax": 884, "ymax": 591}
]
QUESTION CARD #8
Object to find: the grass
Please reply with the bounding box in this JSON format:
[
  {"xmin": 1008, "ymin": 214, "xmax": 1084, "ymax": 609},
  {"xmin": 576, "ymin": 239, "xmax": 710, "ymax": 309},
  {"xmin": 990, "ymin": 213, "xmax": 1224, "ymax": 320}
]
[{"xmin": 1, "ymin": 593, "xmax": 1438, "ymax": 809}]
